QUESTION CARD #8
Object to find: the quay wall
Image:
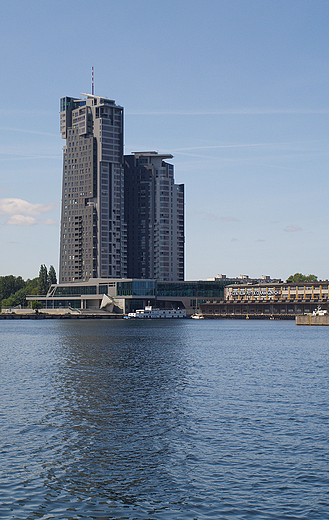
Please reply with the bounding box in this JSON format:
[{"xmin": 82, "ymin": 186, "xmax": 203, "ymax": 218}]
[
  {"xmin": 0, "ymin": 312, "xmax": 123, "ymax": 320},
  {"xmin": 200, "ymin": 300, "xmax": 329, "ymax": 319},
  {"xmin": 296, "ymin": 315, "xmax": 329, "ymax": 326}
]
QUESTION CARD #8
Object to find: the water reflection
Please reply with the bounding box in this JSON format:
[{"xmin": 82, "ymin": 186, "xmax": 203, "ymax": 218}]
[{"xmin": 43, "ymin": 320, "xmax": 193, "ymax": 517}]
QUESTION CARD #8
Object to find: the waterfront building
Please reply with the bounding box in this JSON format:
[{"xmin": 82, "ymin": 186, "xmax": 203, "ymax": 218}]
[
  {"xmin": 27, "ymin": 278, "xmax": 230, "ymax": 316},
  {"xmin": 200, "ymin": 281, "xmax": 329, "ymax": 317},
  {"xmin": 59, "ymin": 93, "xmax": 125, "ymax": 283},
  {"xmin": 26, "ymin": 278, "xmax": 329, "ymax": 317},
  {"xmin": 225, "ymin": 281, "xmax": 329, "ymax": 303},
  {"xmin": 124, "ymin": 152, "xmax": 184, "ymax": 281}
]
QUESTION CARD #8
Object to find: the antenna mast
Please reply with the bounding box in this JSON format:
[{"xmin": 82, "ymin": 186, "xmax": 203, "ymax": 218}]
[{"xmin": 91, "ymin": 67, "xmax": 94, "ymax": 95}]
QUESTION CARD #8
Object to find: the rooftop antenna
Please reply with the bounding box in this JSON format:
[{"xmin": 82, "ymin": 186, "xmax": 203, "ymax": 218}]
[{"xmin": 91, "ymin": 67, "xmax": 94, "ymax": 95}]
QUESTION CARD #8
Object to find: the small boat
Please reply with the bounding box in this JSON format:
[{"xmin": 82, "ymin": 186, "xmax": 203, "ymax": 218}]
[
  {"xmin": 312, "ymin": 306, "xmax": 327, "ymax": 316},
  {"xmin": 191, "ymin": 312, "xmax": 204, "ymax": 320}
]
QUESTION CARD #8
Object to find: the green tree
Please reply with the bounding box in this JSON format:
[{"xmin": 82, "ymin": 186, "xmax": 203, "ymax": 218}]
[
  {"xmin": 37, "ymin": 265, "xmax": 48, "ymax": 295},
  {"xmin": 0, "ymin": 275, "xmax": 25, "ymax": 302},
  {"xmin": 32, "ymin": 300, "xmax": 43, "ymax": 311},
  {"xmin": 0, "ymin": 269, "xmax": 56, "ymax": 310},
  {"xmin": 25, "ymin": 277, "xmax": 39, "ymax": 295},
  {"xmin": 48, "ymin": 265, "xmax": 57, "ymax": 286},
  {"xmin": 287, "ymin": 273, "xmax": 318, "ymax": 283},
  {"xmin": 1, "ymin": 287, "xmax": 28, "ymax": 308}
]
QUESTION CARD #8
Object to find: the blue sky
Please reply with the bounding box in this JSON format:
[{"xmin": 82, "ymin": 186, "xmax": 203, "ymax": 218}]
[{"xmin": 1, "ymin": 0, "xmax": 329, "ymax": 281}]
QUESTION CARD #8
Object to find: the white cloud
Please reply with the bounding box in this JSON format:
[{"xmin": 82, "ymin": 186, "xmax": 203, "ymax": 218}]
[
  {"xmin": 284, "ymin": 225, "xmax": 302, "ymax": 232},
  {"xmin": 6, "ymin": 215, "xmax": 37, "ymax": 226},
  {"xmin": 5, "ymin": 216, "xmax": 58, "ymax": 226},
  {"xmin": 0, "ymin": 198, "xmax": 56, "ymax": 216}
]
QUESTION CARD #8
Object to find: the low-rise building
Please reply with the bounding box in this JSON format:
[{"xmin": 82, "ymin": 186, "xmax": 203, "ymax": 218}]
[
  {"xmin": 201, "ymin": 281, "xmax": 329, "ymax": 318},
  {"xmin": 26, "ymin": 278, "xmax": 233, "ymax": 316}
]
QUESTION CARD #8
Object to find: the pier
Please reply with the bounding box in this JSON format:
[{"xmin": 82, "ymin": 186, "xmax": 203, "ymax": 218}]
[{"xmin": 296, "ymin": 314, "xmax": 329, "ymax": 326}]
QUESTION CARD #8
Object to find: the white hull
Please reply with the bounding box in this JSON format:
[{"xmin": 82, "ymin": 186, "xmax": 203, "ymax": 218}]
[{"xmin": 127, "ymin": 306, "xmax": 186, "ymax": 319}]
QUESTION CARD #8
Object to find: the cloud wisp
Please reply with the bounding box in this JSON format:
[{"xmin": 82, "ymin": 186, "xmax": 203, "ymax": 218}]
[
  {"xmin": 173, "ymin": 139, "xmax": 316, "ymax": 152},
  {"xmin": 194, "ymin": 212, "xmax": 240, "ymax": 222},
  {"xmin": 0, "ymin": 153, "xmax": 60, "ymax": 162},
  {"xmin": 221, "ymin": 216, "xmax": 240, "ymax": 222},
  {"xmin": 194, "ymin": 211, "xmax": 220, "ymax": 221},
  {"xmin": 284, "ymin": 225, "xmax": 302, "ymax": 232},
  {"xmin": 127, "ymin": 108, "xmax": 329, "ymax": 116},
  {"xmin": 0, "ymin": 125, "xmax": 57, "ymax": 137}
]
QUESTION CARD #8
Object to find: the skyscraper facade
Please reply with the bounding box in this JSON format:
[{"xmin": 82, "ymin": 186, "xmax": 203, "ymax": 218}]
[
  {"xmin": 58, "ymin": 94, "xmax": 126, "ymax": 282},
  {"xmin": 124, "ymin": 152, "xmax": 185, "ymax": 281}
]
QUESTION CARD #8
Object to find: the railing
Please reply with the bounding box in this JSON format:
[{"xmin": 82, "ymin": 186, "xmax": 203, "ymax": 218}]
[{"xmin": 68, "ymin": 306, "xmax": 82, "ymax": 314}]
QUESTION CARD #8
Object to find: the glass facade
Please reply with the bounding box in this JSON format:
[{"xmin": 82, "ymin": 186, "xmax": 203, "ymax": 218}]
[
  {"xmin": 51, "ymin": 280, "xmax": 226, "ymax": 298},
  {"xmin": 117, "ymin": 280, "xmax": 156, "ymax": 297},
  {"xmin": 54, "ymin": 285, "xmax": 97, "ymax": 296},
  {"xmin": 45, "ymin": 299, "xmax": 81, "ymax": 309},
  {"xmin": 157, "ymin": 281, "xmax": 226, "ymax": 298}
]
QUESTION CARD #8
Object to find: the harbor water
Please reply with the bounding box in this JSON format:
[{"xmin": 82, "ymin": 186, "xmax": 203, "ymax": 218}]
[{"xmin": 1, "ymin": 319, "xmax": 329, "ymax": 519}]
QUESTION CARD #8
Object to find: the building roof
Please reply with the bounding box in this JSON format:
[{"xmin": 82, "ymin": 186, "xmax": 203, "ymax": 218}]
[{"xmin": 132, "ymin": 151, "xmax": 173, "ymax": 159}]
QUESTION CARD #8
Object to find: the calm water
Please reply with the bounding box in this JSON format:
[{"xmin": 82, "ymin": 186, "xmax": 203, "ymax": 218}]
[{"xmin": 1, "ymin": 319, "xmax": 329, "ymax": 519}]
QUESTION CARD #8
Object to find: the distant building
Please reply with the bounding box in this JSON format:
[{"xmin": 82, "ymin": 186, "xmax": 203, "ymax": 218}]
[
  {"xmin": 59, "ymin": 93, "xmax": 126, "ymax": 283},
  {"xmin": 207, "ymin": 274, "xmax": 282, "ymax": 284},
  {"xmin": 124, "ymin": 152, "xmax": 184, "ymax": 281}
]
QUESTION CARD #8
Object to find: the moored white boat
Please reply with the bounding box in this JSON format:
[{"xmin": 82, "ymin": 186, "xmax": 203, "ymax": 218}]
[
  {"xmin": 191, "ymin": 313, "xmax": 204, "ymax": 319},
  {"xmin": 126, "ymin": 306, "xmax": 186, "ymax": 319},
  {"xmin": 312, "ymin": 306, "xmax": 327, "ymax": 316}
]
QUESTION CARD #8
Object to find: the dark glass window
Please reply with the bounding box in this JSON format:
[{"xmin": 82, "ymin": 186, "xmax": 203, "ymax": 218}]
[
  {"xmin": 54, "ymin": 285, "xmax": 97, "ymax": 296},
  {"xmin": 117, "ymin": 281, "xmax": 155, "ymax": 296}
]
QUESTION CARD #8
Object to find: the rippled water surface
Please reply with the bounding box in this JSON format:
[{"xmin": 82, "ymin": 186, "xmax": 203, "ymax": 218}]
[{"xmin": 1, "ymin": 319, "xmax": 329, "ymax": 519}]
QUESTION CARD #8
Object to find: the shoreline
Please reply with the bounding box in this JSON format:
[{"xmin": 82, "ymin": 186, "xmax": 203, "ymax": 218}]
[{"xmin": 0, "ymin": 312, "xmax": 295, "ymax": 320}]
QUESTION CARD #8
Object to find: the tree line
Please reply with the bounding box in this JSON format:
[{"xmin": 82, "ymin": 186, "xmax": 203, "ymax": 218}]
[
  {"xmin": 0, "ymin": 265, "xmax": 57, "ymax": 309},
  {"xmin": 286, "ymin": 273, "xmax": 317, "ymax": 283}
]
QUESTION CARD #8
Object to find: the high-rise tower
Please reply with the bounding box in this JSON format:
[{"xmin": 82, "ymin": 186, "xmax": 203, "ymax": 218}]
[
  {"xmin": 59, "ymin": 94, "xmax": 126, "ymax": 282},
  {"xmin": 124, "ymin": 152, "xmax": 185, "ymax": 281}
]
